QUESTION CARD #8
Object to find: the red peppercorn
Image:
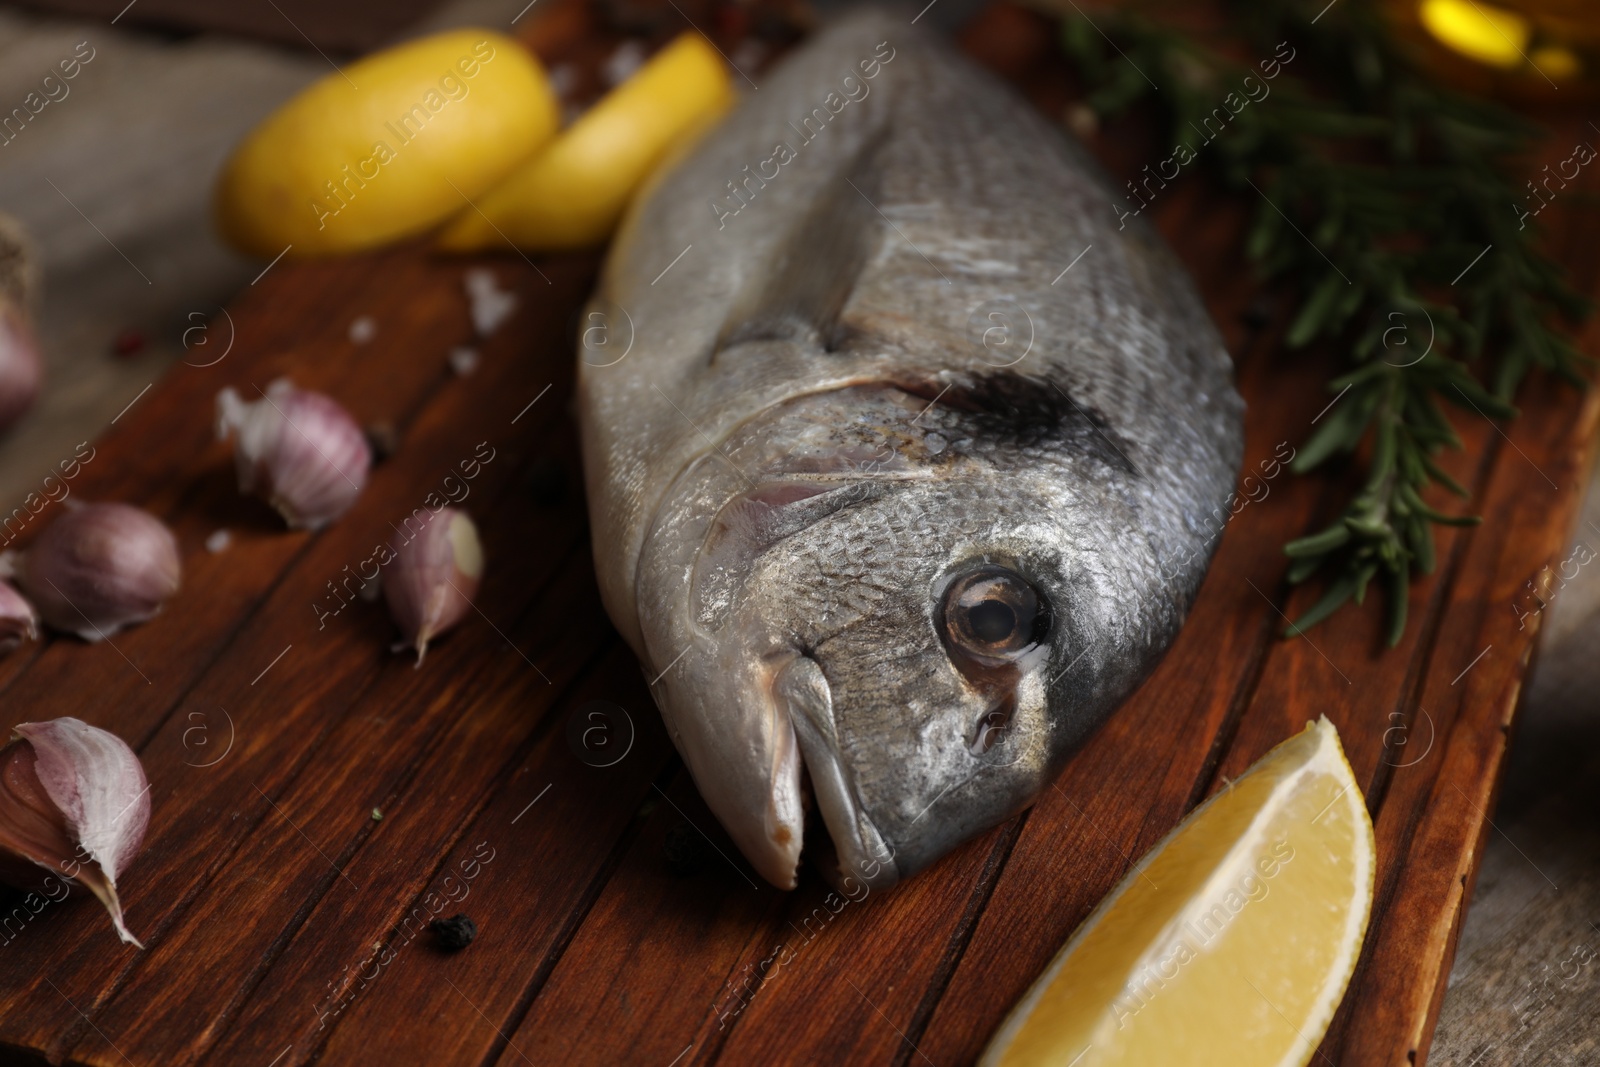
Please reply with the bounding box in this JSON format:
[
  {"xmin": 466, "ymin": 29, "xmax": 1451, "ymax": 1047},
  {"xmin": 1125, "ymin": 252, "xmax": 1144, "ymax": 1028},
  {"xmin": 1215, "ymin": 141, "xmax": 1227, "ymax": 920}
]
[{"xmin": 111, "ymin": 329, "xmax": 145, "ymax": 357}]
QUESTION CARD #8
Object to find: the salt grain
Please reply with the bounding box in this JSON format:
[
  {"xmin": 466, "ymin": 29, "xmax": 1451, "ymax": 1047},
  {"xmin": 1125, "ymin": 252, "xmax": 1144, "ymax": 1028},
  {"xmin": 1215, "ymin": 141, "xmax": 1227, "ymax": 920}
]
[
  {"xmin": 449, "ymin": 347, "xmax": 481, "ymax": 377},
  {"xmin": 730, "ymin": 40, "xmax": 766, "ymax": 77},
  {"xmin": 548, "ymin": 63, "xmax": 579, "ymax": 99},
  {"xmin": 349, "ymin": 316, "xmax": 377, "ymax": 344},
  {"xmin": 464, "ymin": 269, "xmax": 518, "ymax": 337},
  {"xmin": 601, "ymin": 40, "xmax": 646, "ymax": 87},
  {"xmin": 205, "ymin": 529, "xmax": 231, "ymax": 554}
]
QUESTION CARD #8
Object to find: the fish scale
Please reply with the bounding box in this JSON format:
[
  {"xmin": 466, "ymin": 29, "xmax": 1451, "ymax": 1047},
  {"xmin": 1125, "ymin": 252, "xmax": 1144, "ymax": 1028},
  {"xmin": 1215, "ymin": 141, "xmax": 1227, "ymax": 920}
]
[{"xmin": 580, "ymin": 9, "xmax": 1243, "ymax": 890}]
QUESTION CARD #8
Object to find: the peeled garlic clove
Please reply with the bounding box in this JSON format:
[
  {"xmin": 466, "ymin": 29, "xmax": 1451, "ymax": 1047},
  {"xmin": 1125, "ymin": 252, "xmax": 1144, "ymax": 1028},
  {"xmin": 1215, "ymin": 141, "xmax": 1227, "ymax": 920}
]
[
  {"xmin": 0, "ymin": 718, "xmax": 150, "ymax": 947},
  {"xmin": 12, "ymin": 502, "xmax": 181, "ymax": 641},
  {"xmin": 216, "ymin": 378, "xmax": 371, "ymax": 530},
  {"xmin": 383, "ymin": 508, "xmax": 483, "ymax": 666},
  {"xmin": 0, "ymin": 580, "xmax": 37, "ymax": 654}
]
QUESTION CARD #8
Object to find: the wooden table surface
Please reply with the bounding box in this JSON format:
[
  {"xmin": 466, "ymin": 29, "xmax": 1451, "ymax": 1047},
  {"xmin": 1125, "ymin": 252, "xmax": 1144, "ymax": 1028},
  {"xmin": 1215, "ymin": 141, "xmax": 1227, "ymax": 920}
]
[{"xmin": 0, "ymin": 3, "xmax": 1597, "ymax": 1065}]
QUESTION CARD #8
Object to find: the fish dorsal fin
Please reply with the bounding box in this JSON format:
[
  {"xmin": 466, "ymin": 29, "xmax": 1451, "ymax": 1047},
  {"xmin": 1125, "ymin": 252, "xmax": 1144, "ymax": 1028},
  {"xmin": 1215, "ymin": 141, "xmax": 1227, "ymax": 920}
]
[{"xmin": 715, "ymin": 136, "xmax": 886, "ymax": 356}]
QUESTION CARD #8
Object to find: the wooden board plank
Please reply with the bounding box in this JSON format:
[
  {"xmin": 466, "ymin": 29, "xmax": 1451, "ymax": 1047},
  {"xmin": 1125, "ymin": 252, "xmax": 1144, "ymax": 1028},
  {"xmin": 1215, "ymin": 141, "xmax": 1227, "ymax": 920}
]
[
  {"xmin": 1337, "ymin": 365, "xmax": 1600, "ymax": 1066},
  {"xmin": 1347, "ymin": 189, "xmax": 1600, "ymax": 1067},
  {"xmin": 0, "ymin": 5, "xmax": 1593, "ymax": 1065},
  {"xmin": 0, "ymin": 250, "xmax": 596, "ymax": 1063}
]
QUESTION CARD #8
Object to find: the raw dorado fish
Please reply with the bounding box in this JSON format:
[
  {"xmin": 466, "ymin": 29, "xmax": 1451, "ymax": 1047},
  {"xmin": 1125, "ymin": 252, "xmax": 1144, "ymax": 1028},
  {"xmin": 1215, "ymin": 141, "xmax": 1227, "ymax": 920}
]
[{"xmin": 578, "ymin": 10, "xmax": 1244, "ymax": 890}]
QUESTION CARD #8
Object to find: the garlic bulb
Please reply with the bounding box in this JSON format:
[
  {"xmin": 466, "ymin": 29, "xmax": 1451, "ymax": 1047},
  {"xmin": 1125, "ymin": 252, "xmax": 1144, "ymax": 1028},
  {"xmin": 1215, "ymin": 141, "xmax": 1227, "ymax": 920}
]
[
  {"xmin": 7, "ymin": 502, "xmax": 180, "ymax": 641},
  {"xmin": 0, "ymin": 213, "xmax": 42, "ymax": 433},
  {"xmin": 0, "ymin": 581, "xmax": 37, "ymax": 654},
  {"xmin": 216, "ymin": 379, "xmax": 371, "ymax": 530},
  {"xmin": 0, "ymin": 718, "xmax": 150, "ymax": 946},
  {"xmin": 383, "ymin": 508, "xmax": 483, "ymax": 665}
]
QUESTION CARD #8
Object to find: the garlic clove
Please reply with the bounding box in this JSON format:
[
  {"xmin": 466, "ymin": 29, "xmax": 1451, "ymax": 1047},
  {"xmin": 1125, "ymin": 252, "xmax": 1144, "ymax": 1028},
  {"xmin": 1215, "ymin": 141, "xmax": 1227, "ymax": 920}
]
[
  {"xmin": 383, "ymin": 508, "xmax": 483, "ymax": 666},
  {"xmin": 0, "ymin": 718, "xmax": 150, "ymax": 947},
  {"xmin": 11, "ymin": 502, "xmax": 181, "ymax": 641},
  {"xmin": 0, "ymin": 212, "xmax": 41, "ymax": 435},
  {"xmin": 215, "ymin": 378, "xmax": 372, "ymax": 530},
  {"xmin": 0, "ymin": 580, "xmax": 37, "ymax": 654},
  {"xmin": 0, "ymin": 302, "xmax": 42, "ymax": 435},
  {"xmin": 0, "ymin": 735, "xmax": 71, "ymax": 892}
]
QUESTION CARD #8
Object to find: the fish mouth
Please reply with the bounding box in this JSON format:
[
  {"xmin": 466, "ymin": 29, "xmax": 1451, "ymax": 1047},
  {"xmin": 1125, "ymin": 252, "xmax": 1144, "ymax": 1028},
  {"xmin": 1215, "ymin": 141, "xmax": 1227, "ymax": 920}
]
[{"xmin": 774, "ymin": 655, "xmax": 900, "ymax": 892}]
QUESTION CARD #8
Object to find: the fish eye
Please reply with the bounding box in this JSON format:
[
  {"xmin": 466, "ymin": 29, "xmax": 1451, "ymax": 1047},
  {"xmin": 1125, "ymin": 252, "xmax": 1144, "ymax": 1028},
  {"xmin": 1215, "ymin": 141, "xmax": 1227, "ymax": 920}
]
[{"xmin": 940, "ymin": 567, "xmax": 1049, "ymax": 666}]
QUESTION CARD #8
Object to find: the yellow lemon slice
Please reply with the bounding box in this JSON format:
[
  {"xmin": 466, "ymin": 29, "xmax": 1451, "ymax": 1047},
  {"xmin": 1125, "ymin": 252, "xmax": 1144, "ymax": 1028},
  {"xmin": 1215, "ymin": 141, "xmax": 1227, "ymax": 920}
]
[
  {"xmin": 437, "ymin": 32, "xmax": 734, "ymax": 252},
  {"xmin": 982, "ymin": 717, "xmax": 1375, "ymax": 1067}
]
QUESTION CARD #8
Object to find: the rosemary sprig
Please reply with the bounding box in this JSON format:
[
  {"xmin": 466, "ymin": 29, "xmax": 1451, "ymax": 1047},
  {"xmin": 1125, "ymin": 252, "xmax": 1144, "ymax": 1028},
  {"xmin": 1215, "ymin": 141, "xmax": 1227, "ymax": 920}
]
[{"xmin": 1057, "ymin": 0, "xmax": 1589, "ymax": 644}]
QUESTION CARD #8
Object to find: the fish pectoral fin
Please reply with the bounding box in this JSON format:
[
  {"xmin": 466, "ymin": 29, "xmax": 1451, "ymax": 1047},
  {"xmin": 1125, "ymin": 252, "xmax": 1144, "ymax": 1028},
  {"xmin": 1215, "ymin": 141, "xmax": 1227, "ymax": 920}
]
[{"xmin": 714, "ymin": 135, "xmax": 888, "ymax": 357}]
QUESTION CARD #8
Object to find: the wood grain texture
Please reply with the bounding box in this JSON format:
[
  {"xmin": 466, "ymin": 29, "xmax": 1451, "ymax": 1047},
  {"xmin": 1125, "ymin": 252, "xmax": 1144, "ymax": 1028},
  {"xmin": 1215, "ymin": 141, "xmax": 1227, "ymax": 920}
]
[{"xmin": 0, "ymin": 4, "xmax": 1594, "ymax": 1065}]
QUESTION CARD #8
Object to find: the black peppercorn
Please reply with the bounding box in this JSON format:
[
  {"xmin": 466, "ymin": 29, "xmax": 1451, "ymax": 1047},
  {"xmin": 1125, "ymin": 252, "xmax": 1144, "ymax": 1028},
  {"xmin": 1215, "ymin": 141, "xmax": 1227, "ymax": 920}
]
[
  {"xmin": 430, "ymin": 913, "xmax": 477, "ymax": 950},
  {"xmin": 364, "ymin": 421, "xmax": 400, "ymax": 463},
  {"xmin": 1241, "ymin": 293, "xmax": 1276, "ymax": 329}
]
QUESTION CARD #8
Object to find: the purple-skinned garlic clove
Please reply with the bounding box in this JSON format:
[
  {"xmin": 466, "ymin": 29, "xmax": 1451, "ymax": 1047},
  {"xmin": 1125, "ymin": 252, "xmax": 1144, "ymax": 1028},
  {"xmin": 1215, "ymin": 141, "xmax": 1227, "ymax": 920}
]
[
  {"xmin": 0, "ymin": 580, "xmax": 37, "ymax": 654},
  {"xmin": 216, "ymin": 378, "xmax": 371, "ymax": 530},
  {"xmin": 0, "ymin": 718, "xmax": 150, "ymax": 946},
  {"xmin": 383, "ymin": 508, "xmax": 483, "ymax": 666},
  {"xmin": 0, "ymin": 213, "xmax": 42, "ymax": 434},
  {"xmin": 5, "ymin": 502, "xmax": 180, "ymax": 641},
  {"xmin": 0, "ymin": 302, "xmax": 42, "ymax": 434}
]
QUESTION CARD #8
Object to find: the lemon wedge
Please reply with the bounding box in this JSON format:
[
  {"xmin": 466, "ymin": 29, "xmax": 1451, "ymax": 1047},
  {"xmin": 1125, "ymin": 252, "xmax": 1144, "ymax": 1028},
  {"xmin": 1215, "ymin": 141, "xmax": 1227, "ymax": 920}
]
[{"xmin": 982, "ymin": 717, "xmax": 1375, "ymax": 1067}]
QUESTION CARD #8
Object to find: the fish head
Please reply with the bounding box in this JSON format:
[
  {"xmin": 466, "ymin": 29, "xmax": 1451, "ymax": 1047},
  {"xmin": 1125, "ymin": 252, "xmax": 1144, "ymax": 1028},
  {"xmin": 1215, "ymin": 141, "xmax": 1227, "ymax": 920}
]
[{"xmin": 639, "ymin": 376, "xmax": 1175, "ymax": 891}]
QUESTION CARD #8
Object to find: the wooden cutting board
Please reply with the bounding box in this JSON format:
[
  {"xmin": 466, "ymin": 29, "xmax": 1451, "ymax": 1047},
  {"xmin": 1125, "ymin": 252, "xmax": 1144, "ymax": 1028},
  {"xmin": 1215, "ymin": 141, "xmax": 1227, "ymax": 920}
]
[{"xmin": 0, "ymin": 4, "xmax": 1595, "ymax": 1065}]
